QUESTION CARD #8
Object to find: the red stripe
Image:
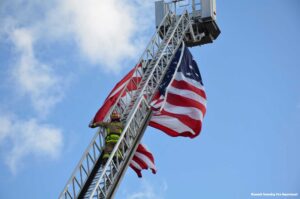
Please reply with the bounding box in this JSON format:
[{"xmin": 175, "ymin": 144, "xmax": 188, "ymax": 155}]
[
  {"xmin": 136, "ymin": 144, "xmax": 155, "ymax": 163},
  {"xmin": 151, "ymin": 168, "xmax": 156, "ymax": 174},
  {"xmin": 92, "ymin": 65, "xmax": 142, "ymax": 123},
  {"xmin": 154, "ymin": 109, "xmax": 202, "ymax": 134},
  {"xmin": 151, "ymin": 98, "xmax": 164, "ymax": 106},
  {"xmin": 132, "ymin": 156, "xmax": 148, "ymax": 170},
  {"xmin": 92, "ymin": 97, "xmax": 117, "ymax": 123},
  {"xmin": 172, "ymin": 79, "xmax": 206, "ymax": 99},
  {"xmin": 129, "ymin": 143, "xmax": 156, "ymax": 177},
  {"xmin": 129, "ymin": 164, "xmax": 142, "ymax": 178},
  {"xmin": 106, "ymin": 68, "xmax": 135, "ymax": 99},
  {"xmin": 149, "ymin": 120, "xmax": 202, "ymax": 138},
  {"xmin": 121, "ymin": 77, "xmax": 141, "ymax": 97},
  {"xmin": 166, "ymin": 93, "xmax": 206, "ymax": 116},
  {"xmin": 151, "ymin": 92, "xmax": 161, "ymax": 102}
]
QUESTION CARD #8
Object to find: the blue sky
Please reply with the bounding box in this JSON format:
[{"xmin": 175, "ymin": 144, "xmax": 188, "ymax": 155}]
[{"xmin": 0, "ymin": 0, "xmax": 299, "ymax": 199}]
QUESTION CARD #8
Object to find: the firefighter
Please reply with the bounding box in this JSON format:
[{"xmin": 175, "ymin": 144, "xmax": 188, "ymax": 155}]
[{"xmin": 89, "ymin": 110, "xmax": 124, "ymax": 165}]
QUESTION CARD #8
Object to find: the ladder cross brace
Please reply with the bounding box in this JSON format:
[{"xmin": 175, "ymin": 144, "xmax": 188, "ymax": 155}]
[{"xmin": 59, "ymin": 9, "xmax": 195, "ymax": 199}]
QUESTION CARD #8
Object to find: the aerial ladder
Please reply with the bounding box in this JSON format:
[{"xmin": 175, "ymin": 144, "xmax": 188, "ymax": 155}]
[{"xmin": 58, "ymin": 1, "xmax": 220, "ymax": 198}]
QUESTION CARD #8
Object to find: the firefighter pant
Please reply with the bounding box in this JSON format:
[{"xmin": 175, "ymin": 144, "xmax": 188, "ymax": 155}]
[{"xmin": 102, "ymin": 137, "xmax": 122, "ymax": 164}]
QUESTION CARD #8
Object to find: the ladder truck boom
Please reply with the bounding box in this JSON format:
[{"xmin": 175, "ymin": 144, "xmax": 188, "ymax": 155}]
[{"xmin": 59, "ymin": 1, "xmax": 220, "ymax": 198}]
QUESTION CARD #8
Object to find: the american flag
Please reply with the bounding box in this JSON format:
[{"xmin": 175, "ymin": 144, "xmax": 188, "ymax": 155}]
[
  {"xmin": 90, "ymin": 63, "xmax": 156, "ymax": 177},
  {"xmin": 91, "ymin": 45, "xmax": 206, "ymax": 177},
  {"xmin": 91, "ymin": 64, "xmax": 142, "ymax": 123},
  {"xmin": 129, "ymin": 144, "xmax": 156, "ymax": 178},
  {"xmin": 150, "ymin": 45, "xmax": 207, "ymax": 138}
]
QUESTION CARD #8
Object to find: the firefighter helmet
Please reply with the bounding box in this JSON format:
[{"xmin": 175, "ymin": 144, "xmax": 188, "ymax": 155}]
[{"xmin": 111, "ymin": 110, "xmax": 120, "ymax": 120}]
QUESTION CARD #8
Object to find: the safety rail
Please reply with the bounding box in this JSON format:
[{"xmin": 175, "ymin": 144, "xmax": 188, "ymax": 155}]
[
  {"xmin": 87, "ymin": 10, "xmax": 193, "ymax": 199},
  {"xmin": 58, "ymin": 130, "xmax": 105, "ymax": 199},
  {"xmin": 59, "ymin": 8, "xmax": 194, "ymax": 199},
  {"xmin": 108, "ymin": 10, "xmax": 175, "ymax": 120},
  {"xmin": 58, "ymin": 8, "xmax": 174, "ymax": 199},
  {"xmin": 123, "ymin": 11, "xmax": 191, "ymax": 119},
  {"xmin": 88, "ymin": 96, "xmax": 151, "ymax": 198}
]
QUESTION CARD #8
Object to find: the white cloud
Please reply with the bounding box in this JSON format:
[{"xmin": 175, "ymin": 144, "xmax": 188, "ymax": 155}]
[
  {"xmin": 0, "ymin": 3, "xmax": 66, "ymax": 174},
  {"xmin": 0, "ymin": 0, "xmax": 155, "ymax": 175},
  {"xmin": 0, "ymin": 115, "xmax": 63, "ymax": 174},
  {"xmin": 3, "ymin": 0, "xmax": 154, "ymax": 73},
  {"xmin": 45, "ymin": 0, "xmax": 154, "ymax": 73},
  {"xmin": 0, "ymin": 116, "xmax": 11, "ymax": 143},
  {"xmin": 126, "ymin": 180, "xmax": 167, "ymax": 199},
  {"xmin": 62, "ymin": 0, "xmax": 136, "ymax": 70},
  {"xmin": 10, "ymin": 28, "xmax": 63, "ymax": 115}
]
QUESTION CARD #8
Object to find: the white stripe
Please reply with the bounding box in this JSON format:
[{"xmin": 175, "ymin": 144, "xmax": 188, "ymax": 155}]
[
  {"xmin": 174, "ymin": 72, "xmax": 205, "ymax": 91},
  {"xmin": 151, "ymin": 115, "xmax": 196, "ymax": 135},
  {"xmin": 130, "ymin": 160, "xmax": 142, "ymax": 170},
  {"xmin": 160, "ymin": 43, "xmax": 186, "ymax": 111},
  {"xmin": 150, "ymin": 95, "xmax": 165, "ymax": 109},
  {"xmin": 151, "ymin": 100, "xmax": 163, "ymax": 109},
  {"xmin": 108, "ymin": 80, "xmax": 128, "ymax": 98},
  {"xmin": 168, "ymin": 86, "xmax": 207, "ymax": 106},
  {"xmin": 134, "ymin": 152, "xmax": 156, "ymax": 170},
  {"xmin": 108, "ymin": 66, "xmax": 142, "ymax": 98},
  {"xmin": 151, "ymin": 103, "xmax": 161, "ymax": 109},
  {"xmin": 162, "ymin": 102, "xmax": 204, "ymax": 121},
  {"xmin": 120, "ymin": 91, "xmax": 136, "ymax": 105},
  {"xmin": 132, "ymin": 67, "xmax": 143, "ymax": 78}
]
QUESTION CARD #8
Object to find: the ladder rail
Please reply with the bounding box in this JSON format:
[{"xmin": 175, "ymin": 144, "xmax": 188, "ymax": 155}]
[
  {"xmin": 138, "ymin": 12, "xmax": 191, "ymax": 105},
  {"xmin": 58, "ymin": 128, "xmax": 105, "ymax": 199},
  {"xmin": 88, "ymin": 10, "xmax": 193, "ymax": 199},
  {"xmin": 123, "ymin": 11, "xmax": 191, "ymax": 121},
  {"xmin": 59, "ymin": 8, "xmax": 194, "ymax": 199},
  {"xmin": 88, "ymin": 97, "xmax": 151, "ymax": 199},
  {"xmin": 105, "ymin": 10, "xmax": 175, "ymax": 121},
  {"xmin": 58, "ymin": 9, "xmax": 174, "ymax": 199},
  {"xmin": 107, "ymin": 111, "xmax": 153, "ymax": 199},
  {"xmin": 122, "ymin": 14, "xmax": 179, "ymax": 119}
]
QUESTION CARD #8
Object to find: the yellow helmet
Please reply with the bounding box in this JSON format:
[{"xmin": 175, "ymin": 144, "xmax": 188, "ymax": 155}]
[{"xmin": 111, "ymin": 110, "xmax": 120, "ymax": 120}]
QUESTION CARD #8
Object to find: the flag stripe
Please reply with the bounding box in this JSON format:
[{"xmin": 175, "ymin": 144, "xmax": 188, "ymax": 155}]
[
  {"xmin": 167, "ymin": 86, "xmax": 207, "ymax": 108},
  {"xmin": 120, "ymin": 77, "xmax": 142, "ymax": 97},
  {"xmin": 107, "ymin": 68, "xmax": 135, "ymax": 99},
  {"xmin": 91, "ymin": 63, "xmax": 156, "ymax": 177},
  {"xmin": 130, "ymin": 160, "xmax": 142, "ymax": 170},
  {"xmin": 171, "ymin": 79, "xmax": 206, "ymax": 100},
  {"xmin": 164, "ymin": 93, "xmax": 206, "ymax": 116},
  {"xmin": 149, "ymin": 118, "xmax": 202, "ymax": 138},
  {"xmin": 150, "ymin": 115, "xmax": 197, "ymax": 135},
  {"xmin": 174, "ymin": 71, "xmax": 204, "ymax": 90},
  {"xmin": 149, "ymin": 45, "xmax": 206, "ymax": 138},
  {"xmin": 134, "ymin": 152, "xmax": 156, "ymax": 170},
  {"xmin": 129, "ymin": 143, "xmax": 157, "ymax": 177},
  {"xmin": 159, "ymin": 103, "xmax": 204, "ymax": 123},
  {"xmin": 108, "ymin": 79, "xmax": 129, "ymax": 99},
  {"xmin": 129, "ymin": 163, "xmax": 142, "ymax": 177},
  {"xmin": 132, "ymin": 156, "xmax": 148, "ymax": 169},
  {"xmin": 136, "ymin": 144, "xmax": 155, "ymax": 162},
  {"xmin": 92, "ymin": 45, "xmax": 206, "ymax": 177}
]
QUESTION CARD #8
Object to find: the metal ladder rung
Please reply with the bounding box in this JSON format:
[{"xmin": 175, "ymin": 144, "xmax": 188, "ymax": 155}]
[{"xmin": 59, "ymin": 9, "xmax": 193, "ymax": 199}]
